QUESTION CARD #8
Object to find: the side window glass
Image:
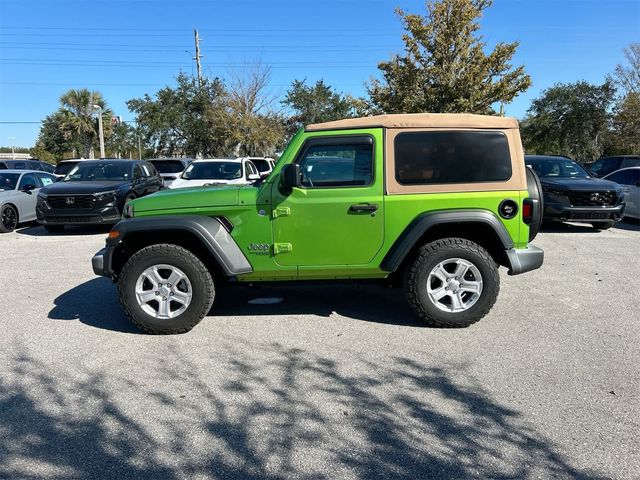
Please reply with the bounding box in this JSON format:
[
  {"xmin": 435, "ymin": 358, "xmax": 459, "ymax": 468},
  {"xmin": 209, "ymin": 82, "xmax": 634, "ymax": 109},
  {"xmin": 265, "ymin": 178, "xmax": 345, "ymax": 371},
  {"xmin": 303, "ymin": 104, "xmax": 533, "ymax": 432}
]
[
  {"xmin": 395, "ymin": 131, "xmax": 511, "ymax": 185},
  {"xmin": 18, "ymin": 174, "xmax": 38, "ymax": 189},
  {"xmin": 297, "ymin": 141, "xmax": 373, "ymax": 188},
  {"xmin": 37, "ymin": 173, "xmax": 55, "ymax": 187},
  {"xmin": 133, "ymin": 165, "xmax": 143, "ymax": 179},
  {"xmin": 141, "ymin": 164, "xmax": 152, "ymax": 177}
]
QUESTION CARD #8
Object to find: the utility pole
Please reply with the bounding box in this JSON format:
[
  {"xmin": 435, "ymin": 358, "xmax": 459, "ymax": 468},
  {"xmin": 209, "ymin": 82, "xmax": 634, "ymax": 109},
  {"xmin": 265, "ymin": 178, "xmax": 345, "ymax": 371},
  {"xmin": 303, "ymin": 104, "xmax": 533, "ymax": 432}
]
[
  {"xmin": 8, "ymin": 137, "xmax": 15, "ymax": 159},
  {"xmin": 194, "ymin": 29, "xmax": 203, "ymax": 87},
  {"xmin": 93, "ymin": 105, "xmax": 105, "ymax": 158}
]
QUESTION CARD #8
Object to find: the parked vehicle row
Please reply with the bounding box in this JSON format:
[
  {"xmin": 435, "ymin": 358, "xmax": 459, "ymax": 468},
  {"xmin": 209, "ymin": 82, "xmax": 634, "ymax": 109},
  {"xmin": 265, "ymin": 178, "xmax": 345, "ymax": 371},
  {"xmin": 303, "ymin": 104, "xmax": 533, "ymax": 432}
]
[
  {"xmin": 0, "ymin": 170, "xmax": 57, "ymax": 233},
  {"xmin": 168, "ymin": 157, "xmax": 262, "ymax": 189}
]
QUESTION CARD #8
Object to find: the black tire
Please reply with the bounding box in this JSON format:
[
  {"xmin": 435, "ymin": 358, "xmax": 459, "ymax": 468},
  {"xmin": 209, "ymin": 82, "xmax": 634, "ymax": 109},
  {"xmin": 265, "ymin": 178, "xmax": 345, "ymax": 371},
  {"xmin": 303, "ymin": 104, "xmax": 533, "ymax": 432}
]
[
  {"xmin": 592, "ymin": 221, "xmax": 614, "ymax": 230},
  {"xmin": 404, "ymin": 238, "xmax": 500, "ymax": 328},
  {"xmin": 118, "ymin": 244, "xmax": 215, "ymax": 334},
  {"xmin": 44, "ymin": 225, "xmax": 65, "ymax": 233},
  {"xmin": 0, "ymin": 204, "xmax": 18, "ymax": 233},
  {"xmin": 525, "ymin": 166, "xmax": 544, "ymax": 241}
]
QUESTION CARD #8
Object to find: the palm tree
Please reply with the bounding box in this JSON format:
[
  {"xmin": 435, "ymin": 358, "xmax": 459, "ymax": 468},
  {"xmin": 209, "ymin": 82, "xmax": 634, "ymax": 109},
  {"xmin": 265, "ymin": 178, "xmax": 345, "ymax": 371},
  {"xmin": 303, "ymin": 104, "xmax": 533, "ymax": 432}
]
[{"xmin": 59, "ymin": 89, "xmax": 112, "ymax": 158}]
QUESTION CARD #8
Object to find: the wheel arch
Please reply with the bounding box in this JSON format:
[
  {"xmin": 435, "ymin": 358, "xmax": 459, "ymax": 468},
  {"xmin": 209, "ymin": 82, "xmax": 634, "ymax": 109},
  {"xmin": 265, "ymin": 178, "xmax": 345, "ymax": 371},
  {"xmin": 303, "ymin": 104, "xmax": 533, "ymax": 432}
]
[
  {"xmin": 381, "ymin": 210, "xmax": 514, "ymax": 274},
  {"xmin": 108, "ymin": 216, "xmax": 252, "ymax": 279}
]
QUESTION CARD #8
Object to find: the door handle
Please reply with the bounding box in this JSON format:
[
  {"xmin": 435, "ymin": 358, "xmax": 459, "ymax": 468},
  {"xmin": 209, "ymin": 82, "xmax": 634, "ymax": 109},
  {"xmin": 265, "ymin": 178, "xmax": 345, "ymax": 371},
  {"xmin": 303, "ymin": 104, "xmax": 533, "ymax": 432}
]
[{"xmin": 349, "ymin": 204, "xmax": 378, "ymax": 213}]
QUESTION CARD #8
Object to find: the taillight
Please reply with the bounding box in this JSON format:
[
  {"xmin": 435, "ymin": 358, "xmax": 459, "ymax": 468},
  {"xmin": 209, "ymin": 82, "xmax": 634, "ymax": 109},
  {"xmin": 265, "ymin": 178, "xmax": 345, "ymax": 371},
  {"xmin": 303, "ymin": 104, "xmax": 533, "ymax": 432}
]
[{"xmin": 522, "ymin": 198, "xmax": 533, "ymax": 224}]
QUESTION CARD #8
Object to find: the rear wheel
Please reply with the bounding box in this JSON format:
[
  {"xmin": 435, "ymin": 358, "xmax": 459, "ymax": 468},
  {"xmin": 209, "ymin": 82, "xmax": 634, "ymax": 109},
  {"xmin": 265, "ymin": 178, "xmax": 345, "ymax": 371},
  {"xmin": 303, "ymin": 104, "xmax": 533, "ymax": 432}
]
[
  {"xmin": 404, "ymin": 238, "xmax": 500, "ymax": 327},
  {"xmin": 118, "ymin": 244, "xmax": 215, "ymax": 334},
  {"xmin": 0, "ymin": 204, "xmax": 18, "ymax": 233},
  {"xmin": 592, "ymin": 221, "xmax": 614, "ymax": 230}
]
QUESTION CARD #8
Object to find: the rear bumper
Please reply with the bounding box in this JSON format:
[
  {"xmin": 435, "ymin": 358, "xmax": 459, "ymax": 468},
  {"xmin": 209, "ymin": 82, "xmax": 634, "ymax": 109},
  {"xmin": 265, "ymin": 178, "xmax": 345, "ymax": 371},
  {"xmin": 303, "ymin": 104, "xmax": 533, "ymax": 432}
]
[
  {"xmin": 543, "ymin": 202, "xmax": 625, "ymax": 223},
  {"xmin": 506, "ymin": 245, "xmax": 544, "ymax": 276}
]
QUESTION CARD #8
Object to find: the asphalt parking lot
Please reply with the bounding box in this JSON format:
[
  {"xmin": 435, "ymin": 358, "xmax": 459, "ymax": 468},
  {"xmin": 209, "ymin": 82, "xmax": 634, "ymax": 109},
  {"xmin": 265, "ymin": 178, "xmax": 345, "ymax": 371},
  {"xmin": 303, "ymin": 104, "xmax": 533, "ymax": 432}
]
[{"xmin": 1, "ymin": 221, "xmax": 639, "ymax": 479}]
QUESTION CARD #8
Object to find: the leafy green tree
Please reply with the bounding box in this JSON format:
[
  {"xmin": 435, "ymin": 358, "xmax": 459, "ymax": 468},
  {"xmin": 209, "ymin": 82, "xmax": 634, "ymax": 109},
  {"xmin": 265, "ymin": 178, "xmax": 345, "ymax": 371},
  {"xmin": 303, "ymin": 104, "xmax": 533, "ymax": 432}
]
[
  {"xmin": 127, "ymin": 73, "xmax": 229, "ymax": 157},
  {"xmin": 35, "ymin": 111, "xmax": 81, "ymax": 161},
  {"xmin": 59, "ymin": 89, "xmax": 112, "ymax": 157},
  {"xmin": 606, "ymin": 92, "xmax": 640, "ymax": 155},
  {"xmin": 521, "ymin": 80, "xmax": 616, "ymax": 161},
  {"xmin": 368, "ymin": 0, "xmax": 531, "ymax": 114},
  {"xmin": 105, "ymin": 122, "xmax": 138, "ymax": 159},
  {"xmin": 282, "ymin": 79, "xmax": 364, "ymax": 135}
]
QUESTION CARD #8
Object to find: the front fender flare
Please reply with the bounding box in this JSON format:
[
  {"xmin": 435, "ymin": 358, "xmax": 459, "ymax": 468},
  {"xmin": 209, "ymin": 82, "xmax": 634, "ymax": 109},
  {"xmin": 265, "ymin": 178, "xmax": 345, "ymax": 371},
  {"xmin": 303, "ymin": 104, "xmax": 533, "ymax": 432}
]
[{"xmin": 107, "ymin": 215, "xmax": 252, "ymax": 276}]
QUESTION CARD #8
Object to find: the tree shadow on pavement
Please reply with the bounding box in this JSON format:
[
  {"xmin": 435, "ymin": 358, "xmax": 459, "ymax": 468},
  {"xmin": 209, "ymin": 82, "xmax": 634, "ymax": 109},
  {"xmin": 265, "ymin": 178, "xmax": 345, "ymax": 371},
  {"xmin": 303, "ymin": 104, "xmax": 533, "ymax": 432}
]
[
  {"xmin": 48, "ymin": 277, "xmax": 139, "ymax": 334},
  {"xmin": 0, "ymin": 343, "xmax": 609, "ymax": 479}
]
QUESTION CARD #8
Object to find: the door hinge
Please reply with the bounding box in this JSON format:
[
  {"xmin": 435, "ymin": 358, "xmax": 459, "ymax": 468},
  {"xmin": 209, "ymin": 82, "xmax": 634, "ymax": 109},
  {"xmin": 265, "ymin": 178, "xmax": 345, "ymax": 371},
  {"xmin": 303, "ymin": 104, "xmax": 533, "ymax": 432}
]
[
  {"xmin": 272, "ymin": 206, "xmax": 291, "ymax": 218},
  {"xmin": 273, "ymin": 243, "xmax": 292, "ymax": 254}
]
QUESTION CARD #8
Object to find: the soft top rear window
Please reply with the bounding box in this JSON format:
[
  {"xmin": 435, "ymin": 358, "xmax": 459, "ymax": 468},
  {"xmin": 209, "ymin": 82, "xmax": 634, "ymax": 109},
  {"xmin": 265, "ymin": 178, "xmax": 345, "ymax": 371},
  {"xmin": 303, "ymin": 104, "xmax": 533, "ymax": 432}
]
[{"xmin": 395, "ymin": 131, "xmax": 512, "ymax": 185}]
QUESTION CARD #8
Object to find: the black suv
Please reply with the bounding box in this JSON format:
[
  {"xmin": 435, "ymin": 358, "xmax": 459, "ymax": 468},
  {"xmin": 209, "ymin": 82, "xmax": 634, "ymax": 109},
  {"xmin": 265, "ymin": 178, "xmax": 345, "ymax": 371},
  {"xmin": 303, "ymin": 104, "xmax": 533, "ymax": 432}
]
[
  {"xmin": 0, "ymin": 159, "xmax": 56, "ymax": 173},
  {"xmin": 525, "ymin": 155, "xmax": 625, "ymax": 230},
  {"xmin": 589, "ymin": 155, "xmax": 640, "ymax": 178},
  {"xmin": 36, "ymin": 159, "xmax": 162, "ymax": 231}
]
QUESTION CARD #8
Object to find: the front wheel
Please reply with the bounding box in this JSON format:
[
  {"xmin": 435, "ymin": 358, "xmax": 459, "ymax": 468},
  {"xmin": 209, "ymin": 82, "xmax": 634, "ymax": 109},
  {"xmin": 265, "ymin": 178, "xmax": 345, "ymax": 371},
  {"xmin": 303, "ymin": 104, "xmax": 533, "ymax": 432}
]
[
  {"xmin": 0, "ymin": 204, "xmax": 18, "ymax": 233},
  {"xmin": 118, "ymin": 244, "xmax": 215, "ymax": 334},
  {"xmin": 404, "ymin": 238, "xmax": 500, "ymax": 327},
  {"xmin": 592, "ymin": 221, "xmax": 614, "ymax": 230}
]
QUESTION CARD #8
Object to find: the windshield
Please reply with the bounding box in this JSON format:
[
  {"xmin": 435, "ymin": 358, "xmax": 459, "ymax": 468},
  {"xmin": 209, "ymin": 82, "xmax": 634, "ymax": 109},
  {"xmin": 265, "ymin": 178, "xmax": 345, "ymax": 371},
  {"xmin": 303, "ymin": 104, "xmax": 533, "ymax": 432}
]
[
  {"xmin": 54, "ymin": 162, "xmax": 79, "ymax": 176},
  {"xmin": 251, "ymin": 159, "xmax": 270, "ymax": 173},
  {"xmin": 526, "ymin": 158, "xmax": 589, "ymax": 178},
  {"xmin": 65, "ymin": 162, "xmax": 131, "ymax": 182},
  {"xmin": 0, "ymin": 173, "xmax": 20, "ymax": 191},
  {"xmin": 150, "ymin": 160, "xmax": 186, "ymax": 174},
  {"xmin": 182, "ymin": 162, "xmax": 242, "ymax": 180}
]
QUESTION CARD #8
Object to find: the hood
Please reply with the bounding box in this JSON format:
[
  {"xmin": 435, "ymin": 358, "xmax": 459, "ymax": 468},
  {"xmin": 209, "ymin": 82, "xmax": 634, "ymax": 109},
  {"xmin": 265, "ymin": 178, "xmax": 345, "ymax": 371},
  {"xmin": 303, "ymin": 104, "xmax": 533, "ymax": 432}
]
[
  {"xmin": 540, "ymin": 176, "xmax": 622, "ymax": 191},
  {"xmin": 132, "ymin": 184, "xmax": 242, "ymax": 212},
  {"xmin": 170, "ymin": 178, "xmax": 235, "ymax": 189},
  {"xmin": 42, "ymin": 180, "xmax": 130, "ymax": 195}
]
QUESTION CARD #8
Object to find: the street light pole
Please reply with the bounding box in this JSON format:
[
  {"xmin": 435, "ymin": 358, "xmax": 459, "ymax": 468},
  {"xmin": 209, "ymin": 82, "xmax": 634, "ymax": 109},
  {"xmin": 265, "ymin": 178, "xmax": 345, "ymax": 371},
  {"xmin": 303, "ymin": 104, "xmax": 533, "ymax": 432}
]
[
  {"xmin": 93, "ymin": 105, "xmax": 105, "ymax": 158},
  {"xmin": 8, "ymin": 137, "xmax": 15, "ymax": 159}
]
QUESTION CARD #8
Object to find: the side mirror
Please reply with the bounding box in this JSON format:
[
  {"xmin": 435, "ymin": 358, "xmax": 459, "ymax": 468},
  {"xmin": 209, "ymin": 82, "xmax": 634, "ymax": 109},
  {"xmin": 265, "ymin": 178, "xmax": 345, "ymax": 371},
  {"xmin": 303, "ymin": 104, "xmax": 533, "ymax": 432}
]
[
  {"xmin": 281, "ymin": 164, "xmax": 300, "ymax": 192},
  {"xmin": 21, "ymin": 184, "xmax": 36, "ymax": 193},
  {"xmin": 247, "ymin": 173, "xmax": 260, "ymax": 181}
]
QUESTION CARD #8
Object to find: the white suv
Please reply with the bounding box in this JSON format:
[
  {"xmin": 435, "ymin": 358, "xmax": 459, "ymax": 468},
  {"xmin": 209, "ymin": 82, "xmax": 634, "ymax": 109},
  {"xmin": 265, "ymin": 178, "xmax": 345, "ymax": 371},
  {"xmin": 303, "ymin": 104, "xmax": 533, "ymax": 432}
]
[{"xmin": 169, "ymin": 158, "xmax": 260, "ymax": 189}]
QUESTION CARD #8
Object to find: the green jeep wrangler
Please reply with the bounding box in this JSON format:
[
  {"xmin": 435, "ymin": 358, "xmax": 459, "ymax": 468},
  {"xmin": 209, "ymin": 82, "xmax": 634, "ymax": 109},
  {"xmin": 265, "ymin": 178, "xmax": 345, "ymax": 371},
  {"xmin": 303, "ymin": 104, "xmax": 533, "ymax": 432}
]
[{"xmin": 92, "ymin": 113, "xmax": 544, "ymax": 334}]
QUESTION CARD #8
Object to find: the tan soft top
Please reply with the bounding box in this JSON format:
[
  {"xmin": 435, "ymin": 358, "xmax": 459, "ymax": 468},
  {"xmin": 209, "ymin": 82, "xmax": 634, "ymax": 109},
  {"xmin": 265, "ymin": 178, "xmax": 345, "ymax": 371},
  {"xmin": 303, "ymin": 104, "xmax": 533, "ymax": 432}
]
[{"xmin": 306, "ymin": 113, "xmax": 518, "ymax": 131}]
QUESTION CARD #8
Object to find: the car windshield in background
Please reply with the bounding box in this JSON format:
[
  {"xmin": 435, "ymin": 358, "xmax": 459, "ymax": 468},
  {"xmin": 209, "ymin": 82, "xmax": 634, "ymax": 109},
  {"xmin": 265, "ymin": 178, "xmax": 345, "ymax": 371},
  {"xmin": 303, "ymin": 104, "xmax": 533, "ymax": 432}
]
[
  {"xmin": 251, "ymin": 159, "xmax": 270, "ymax": 173},
  {"xmin": 54, "ymin": 162, "xmax": 79, "ymax": 176},
  {"xmin": 65, "ymin": 162, "xmax": 131, "ymax": 181},
  {"xmin": 182, "ymin": 162, "xmax": 242, "ymax": 180},
  {"xmin": 149, "ymin": 160, "xmax": 186, "ymax": 174},
  {"xmin": 526, "ymin": 158, "xmax": 589, "ymax": 178},
  {"xmin": 0, "ymin": 173, "xmax": 20, "ymax": 191}
]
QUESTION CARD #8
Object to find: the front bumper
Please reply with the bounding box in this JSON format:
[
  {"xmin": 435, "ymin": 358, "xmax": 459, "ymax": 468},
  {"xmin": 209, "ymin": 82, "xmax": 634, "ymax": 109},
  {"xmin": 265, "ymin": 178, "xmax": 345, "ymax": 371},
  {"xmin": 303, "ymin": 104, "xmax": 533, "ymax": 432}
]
[
  {"xmin": 543, "ymin": 202, "xmax": 625, "ymax": 223},
  {"xmin": 506, "ymin": 245, "xmax": 544, "ymax": 276},
  {"xmin": 92, "ymin": 246, "xmax": 115, "ymax": 277}
]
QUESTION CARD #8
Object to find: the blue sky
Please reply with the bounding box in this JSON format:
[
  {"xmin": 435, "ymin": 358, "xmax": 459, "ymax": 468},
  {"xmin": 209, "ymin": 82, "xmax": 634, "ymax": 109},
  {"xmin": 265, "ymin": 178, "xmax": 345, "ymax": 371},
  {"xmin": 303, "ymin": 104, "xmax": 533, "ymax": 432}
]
[{"xmin": 0, "ymin": 0, "xmax": 638, "ymax": 148}]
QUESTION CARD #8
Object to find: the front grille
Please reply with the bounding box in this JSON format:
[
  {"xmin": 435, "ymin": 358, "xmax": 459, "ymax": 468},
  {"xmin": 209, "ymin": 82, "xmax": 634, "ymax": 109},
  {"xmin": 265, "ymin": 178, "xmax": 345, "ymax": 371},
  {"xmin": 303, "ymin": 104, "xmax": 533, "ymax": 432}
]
[
  {"xmin": 48, "ymin": 195, "xmax": 96, "ymax": 209},
  {"xmin": 568, "ymin": 191, "xmax": 617, "ymax": 207}
]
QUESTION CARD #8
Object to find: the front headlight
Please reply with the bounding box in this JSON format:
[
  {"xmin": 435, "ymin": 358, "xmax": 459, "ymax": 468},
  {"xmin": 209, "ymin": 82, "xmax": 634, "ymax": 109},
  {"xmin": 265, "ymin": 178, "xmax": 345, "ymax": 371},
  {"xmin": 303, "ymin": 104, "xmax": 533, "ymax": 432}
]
[
  {"xmin": 94, "ymin": 190, "xmax": 117, "ymax": 202},
  {"xmin": 123, "ymin": 202, "xmax": 134, "ymax": 219},
  {"xmin": 541, "ymin": 184, "xmax": 567, "ymax": 196},
  {"xmin": 37, "ymin": 191, "xmax": 48, "ymax": 199}
]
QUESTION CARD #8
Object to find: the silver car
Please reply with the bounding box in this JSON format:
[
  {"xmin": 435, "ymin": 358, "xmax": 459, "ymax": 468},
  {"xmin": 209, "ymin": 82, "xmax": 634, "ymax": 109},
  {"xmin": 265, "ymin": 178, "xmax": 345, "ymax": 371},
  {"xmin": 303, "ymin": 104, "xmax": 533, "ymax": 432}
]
[
  {"xmin": 604, "ymin": 167, "xmax": 640, "ymax": 219},
  {"xmin": 0, "ymin": 170, "xmax": 57, "ymax": 232}
]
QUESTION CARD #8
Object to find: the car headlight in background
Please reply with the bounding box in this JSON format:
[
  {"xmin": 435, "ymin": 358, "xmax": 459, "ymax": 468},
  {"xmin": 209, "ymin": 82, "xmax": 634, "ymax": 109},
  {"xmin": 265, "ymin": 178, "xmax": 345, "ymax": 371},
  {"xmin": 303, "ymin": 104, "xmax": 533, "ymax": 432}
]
[
  {"xmin": 37, "ymin": 191, "xmax": 48, "ymax": 199},
  {"xmin": 123, "ymin": 202, "xmax": 134, "ymax": 219},
  {"xmin": 541, "ymin": 184, "xmax": 567, "ymax": 196},
  {"xmin": 94, "ymin": 190, "xmax": 117, "ymax": 204}
]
